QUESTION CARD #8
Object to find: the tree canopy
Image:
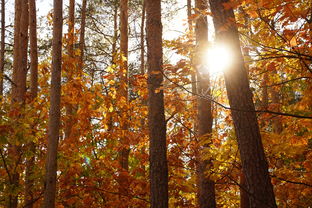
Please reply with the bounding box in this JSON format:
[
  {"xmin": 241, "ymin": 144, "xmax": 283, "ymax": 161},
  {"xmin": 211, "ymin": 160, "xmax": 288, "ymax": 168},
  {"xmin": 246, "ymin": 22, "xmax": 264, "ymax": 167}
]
[{"xmin": 0, "ymin": 0, "xmax": 311, "ymax": 207}]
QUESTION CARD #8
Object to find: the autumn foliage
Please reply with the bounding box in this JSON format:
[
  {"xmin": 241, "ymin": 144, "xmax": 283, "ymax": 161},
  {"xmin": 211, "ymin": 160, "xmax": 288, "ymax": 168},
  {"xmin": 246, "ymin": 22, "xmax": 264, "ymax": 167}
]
[{"xmin": 0, "ymin": 0, "xmax": 311, "ymax": 207}]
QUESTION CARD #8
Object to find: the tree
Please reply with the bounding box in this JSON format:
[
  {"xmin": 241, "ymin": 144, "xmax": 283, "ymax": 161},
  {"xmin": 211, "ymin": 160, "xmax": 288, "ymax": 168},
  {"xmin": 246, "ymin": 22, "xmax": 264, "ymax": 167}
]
[
  {"xmin": 194, "ymin": 0, "xmax": 216, "ymax": 207},
  {"xmin": 0, "ymin": 0, "xmax": 4, "ymax": 97},
  {"xmin": 187, "ymin": 0, "xmax": 197, "ymax": 96},
  {"xmin": 9, "ymin": 0, "xmax": 29, "ymax": 207},
  {"xmin": 140, "ymin": 0, "xmax": 145, "ymax": 74},
  {"xmin": 25, "ymin": 0, "xmax": 38, "ymax": 207},
  {"xmin": 65, "ymin": 0, "xmax": 75, "ymax": 139},
  {"xmin": 29, "ymin": 0, "xmax": 38, "ymax": 99},
  {"xmin": 12, "ymin": 0, "xmax": 28, "ymax": 104},
  {"xmin": 208, "ymin": 0, "xmax": 277, "ymax": 207},
  {"xmin": 118, "ymin": 0, "xmax": 130, "ymax": 205},
  {"xmin": 146, "ymin": 0, "xmax": 168, "ymax": 207},
  {"xmin": 79, "ymin": 0, "xmax": 87, "ymax": 68},
  {"xmin": 7, "ymin": 1, "xmax": 21, "ymax": 207},
  {"xmin": 43, "ymin": 0, "xmax": 63, "ymax": 207},
  {"xmin": 112, "ymin": 1, "xmax": 118, "ymax": 63},
  {"xmin": 0, "ymin": 0, "xmax": 311, "ymax": 207}
]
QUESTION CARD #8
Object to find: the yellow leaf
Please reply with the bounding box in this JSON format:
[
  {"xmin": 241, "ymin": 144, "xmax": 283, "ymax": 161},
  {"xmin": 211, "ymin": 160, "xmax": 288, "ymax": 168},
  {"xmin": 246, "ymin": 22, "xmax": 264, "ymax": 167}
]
[
  {"xmin": 107, "ymin": 66, "xmax": 114, "ymax": 73},
  {"xmin": 109, "ymin": 106, "xmax": 114, "ymax": 112},
  {"xmin": 290, "ymin": 37, "xmax": 297, "ymax": 47}
]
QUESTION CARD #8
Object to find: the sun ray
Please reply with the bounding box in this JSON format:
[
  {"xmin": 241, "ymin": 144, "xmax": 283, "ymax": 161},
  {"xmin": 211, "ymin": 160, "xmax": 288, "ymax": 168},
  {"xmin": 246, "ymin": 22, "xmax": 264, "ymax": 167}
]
[{"xmin": 203, "ymin": 44, "xmax": 233, "ymax": 75}]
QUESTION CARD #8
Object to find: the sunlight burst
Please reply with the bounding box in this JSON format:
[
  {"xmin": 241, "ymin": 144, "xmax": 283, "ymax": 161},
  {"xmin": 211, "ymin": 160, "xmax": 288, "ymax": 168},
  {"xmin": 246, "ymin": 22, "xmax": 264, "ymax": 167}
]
[{"xmin": 203, "ymin": 44, "xmax": 233, "ymax": 74}]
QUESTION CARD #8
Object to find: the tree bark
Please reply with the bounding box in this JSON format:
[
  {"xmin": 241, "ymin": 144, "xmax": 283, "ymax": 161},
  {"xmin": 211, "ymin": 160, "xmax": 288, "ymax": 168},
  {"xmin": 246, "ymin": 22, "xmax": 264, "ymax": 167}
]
[
  {"xmin": 194, "ymin": 0, "xmax": 216, "ymax": 207},
  {"xmin": 79, "ymin": 0, "xmax": 86, "ymax": 69},
  {"xmin": 240, "ymin": 171, "xmax": 250, "ymax": 208},
  {"xmin": 12, "ymin": 0, "xmax": 21, "ymax": 94},
  {"xmin": 146, "ymin": 0, "xmax": 168, "ymax": 207},
  {"xmin": 140, "ymin": 0, "xmax": 145, "ymax": 74},
  {"xmin": 25, "ymin": 1, "xmax": 38, "ymax": 207},
  {"xmin": 112, "ymin": 2, "xmax": 118, "ymax": 63},
  {"xmin": 119, "ymin": 0, "xmax": 129, "ymax": 170},
  {"xmin": 8, "ymin": 1, "xmax": 21, "ymax": 206},
  {"xmin": 43, "ymin": 0, "xmax": 63, "ymax": 207},
  {"xmin": 68, "ymin": 0, "xmax": 75, "ymax": 57},
  {"xmin": 64, "ymin": 0, "xmax": 75, "ymax": 139},
  {"xmin": 17, "ymin": 0, "xmax": 29, "ymax": 102},
  {"xmin": 29, "ymin": 0, "xmax": 38, "ymax": 99},
  {"xmin": 187, "ymin": 0, "xmax": 197, "ymax": 97},
  {"xmin": 12, "ymin": 0, "xmax": 28, "ymax": 103},
  {"xmin": 9, "ymin": 0, "xmax": 29, "ymax": 207},
  {"xmin": 208, "ymin": 0, "xmax": 277, "ymax": 207},
  {"xmin": 0, "ymin": 0, "xmax": 4, "ymax": 97},
  {"xmin": 118, "ymin": 0, "xmax": 130, "ymax": 206}
]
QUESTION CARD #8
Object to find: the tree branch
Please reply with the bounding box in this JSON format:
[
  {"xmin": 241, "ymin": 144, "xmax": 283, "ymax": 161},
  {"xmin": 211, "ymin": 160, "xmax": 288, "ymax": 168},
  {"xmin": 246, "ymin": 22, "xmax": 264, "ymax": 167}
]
[{"xmin": 162, "ymin": 71, "xmax": 312, "ymax": 119}]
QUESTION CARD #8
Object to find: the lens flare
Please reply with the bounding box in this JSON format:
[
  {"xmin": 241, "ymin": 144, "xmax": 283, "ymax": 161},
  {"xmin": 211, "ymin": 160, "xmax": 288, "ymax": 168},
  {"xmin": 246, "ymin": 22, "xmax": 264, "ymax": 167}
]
[{"xmin": 204, "ymin": 44, "xmax": 233, "ymax": 74}]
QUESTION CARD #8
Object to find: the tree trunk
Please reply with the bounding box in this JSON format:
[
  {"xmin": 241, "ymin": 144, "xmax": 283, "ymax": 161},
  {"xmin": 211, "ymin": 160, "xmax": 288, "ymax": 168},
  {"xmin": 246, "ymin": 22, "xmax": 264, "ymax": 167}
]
[
  {"xmin": 194, "ymin": 0, "xmax": 216, "ymax": 207},
  {"xmin": 118, "ymin": 0, "xmax": 130, "ymax": 206},
  {"xmin": 25, "ymin": 0, "xmax": 38, "ymax": 207},
  {"xmin": 240, "ymin": 171, "xmax": 250, "ymax": 208},
  {"xmin": 111, "ymin": 2, "xmax": 118, "ymax": 63},
  {"xmin": 146, "ymin": 0, "xmax": 168, "ymax": 207},
  {"xmin": 17, "ymin": 0, "xmax": 29, "ymax": 101},
  {"xmin": 29, "ymin": 0, "xmax": 38, "ymax": 99},
  {"xmin": 208, "ymin": 0, "xmax": 277, "ymax": 207},
  {"xmin": 8, "ymin": 1, "xmax": 21, "ymax": 206},
  {"xmin": 0, "ymin": 0, "xmax": 4, "ymax": 97},
  {"xmin": 43, "ymin": 0, "xmax": 63, "ymax": 207},
  {"xmin": 187, "ymin": 0, "xmax": 197, "ymax": 97},
  {"xmin": 119, "ymin": 0, "xmax": 129, "ymax": 169},
  {"xmin": 140, "ymin": 0, "xmax": 145, "ymax": 74},
  {"xmin": 64, "ymin": 0, "xmax": 75, "ymax": 139},
  {"xmin": 79, "ymin": 0, "xmax": 86, "ymax": 69},
  {"xmin": 12, "ymin": 0, "xmax": 21, "ymax": 93},
  {"xmin": 68, "ymin": 0, "xmax": 75, "ymax": 57},
  {"xmin": 12, "ymin": 0, "xmax": 28, "ymax": 102},
  {"xmin": 9, "ymin": 0, "xmax": 29, "ymax": 207}
]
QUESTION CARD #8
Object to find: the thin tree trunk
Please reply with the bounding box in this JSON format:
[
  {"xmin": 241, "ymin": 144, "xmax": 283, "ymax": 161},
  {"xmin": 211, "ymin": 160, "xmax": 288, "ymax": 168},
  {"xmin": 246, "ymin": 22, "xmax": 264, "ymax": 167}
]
[
  {"xmin": 12, "ymin": 0, "xmax": 21, "ymax": 98},
  {"xmin": 79, "ymin": 0, "xmax": 86, "ymax": 69},
  {"xmin": 119, "ymin": 0, "xmax": 129, "ymax": 170},
  {"xmin": 118, "ymin": 0, "xmax": 130, "ymax": 206},
  {"xmin": 43, "ymin": 0, "xmax": 63, "ymax": 207},
  {"xmin": 146, "ymin": 0, "xmax": 168, "ymax": 207},
  {"xmin": 208, "ymin": 0, "xmax": 277, "ymax": 207},
  {"xmin": 25, "ymin": 0, "xmax": 38, "ymax": 207},
  {"xmin": 29, "ymin": 0, "xmax": 38, "ymax": 99},
  {"xmin": 194, "ymin": 0, "xmax": 216, "ymax": 207},
  {"xmin": 68, "ymin": 0, "xmax": 75, "ymax": 57},
  {"xmin": 0, "ymin": 0, "xmax": 4, "ymax": 97},
  {"xmin": 140, "ymin": 0, "xmax": 145, "ymax": 74},
  {"xmin": 112, "ymin": 2, "xmax": 118, "ymax": 63},
  {"xmin": 65, "ymin": 0, "xmax": 75, "ymax": 139},
  {"xmin": 8, "ymin": 1, "xmax": 21, "ymax": 206},
  {"xmin": 187, "ymin": 0, "xmax": 197, "ymax": 96}
]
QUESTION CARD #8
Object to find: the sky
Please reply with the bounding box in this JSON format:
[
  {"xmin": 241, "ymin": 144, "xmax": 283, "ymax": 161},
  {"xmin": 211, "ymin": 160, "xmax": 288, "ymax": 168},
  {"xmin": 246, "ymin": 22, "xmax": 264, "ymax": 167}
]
[
  {"xmin": 4, "ymin": 0, "xmax": 185, "ymax": 37},
  {"xmin": 3, "ymin": 0, "xmax": 204, "ymax": 66}
]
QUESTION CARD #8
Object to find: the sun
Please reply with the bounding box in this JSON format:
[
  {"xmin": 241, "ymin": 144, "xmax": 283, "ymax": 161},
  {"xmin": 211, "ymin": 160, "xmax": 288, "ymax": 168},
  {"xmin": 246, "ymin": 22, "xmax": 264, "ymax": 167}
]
[{"xmin": 203, "ymin": 44, "xmax": 233, "ymax": 75}]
